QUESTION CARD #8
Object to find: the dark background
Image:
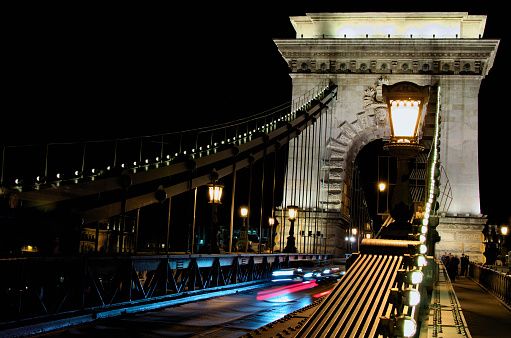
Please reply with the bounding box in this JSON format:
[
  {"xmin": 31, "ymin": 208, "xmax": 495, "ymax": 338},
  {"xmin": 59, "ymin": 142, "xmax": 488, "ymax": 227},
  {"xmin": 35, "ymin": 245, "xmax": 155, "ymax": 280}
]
[{"xmin": 3, "ymin": 4, "xmax": 509, "ymax": 227}]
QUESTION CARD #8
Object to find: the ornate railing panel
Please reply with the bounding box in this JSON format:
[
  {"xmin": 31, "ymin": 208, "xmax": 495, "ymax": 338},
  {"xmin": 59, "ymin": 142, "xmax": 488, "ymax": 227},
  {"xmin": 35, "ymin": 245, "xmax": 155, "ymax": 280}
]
[{"xmin": 469, "ymin": 263, "xmax": 511, "ymax": 306}]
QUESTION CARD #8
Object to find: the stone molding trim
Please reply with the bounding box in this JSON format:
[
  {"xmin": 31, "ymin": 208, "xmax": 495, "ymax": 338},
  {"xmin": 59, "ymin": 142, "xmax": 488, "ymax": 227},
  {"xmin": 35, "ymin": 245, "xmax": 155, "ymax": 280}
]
[{"xmin": 274, "ymin": 39, "xmax": 499, "ymax": 78}]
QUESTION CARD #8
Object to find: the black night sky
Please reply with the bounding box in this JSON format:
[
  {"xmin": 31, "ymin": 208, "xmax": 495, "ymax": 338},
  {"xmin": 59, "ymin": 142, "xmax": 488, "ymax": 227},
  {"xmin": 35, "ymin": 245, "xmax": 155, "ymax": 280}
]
[{"xmin": 3, "ymin": 4, "xmax": 510, "ymax": 226}]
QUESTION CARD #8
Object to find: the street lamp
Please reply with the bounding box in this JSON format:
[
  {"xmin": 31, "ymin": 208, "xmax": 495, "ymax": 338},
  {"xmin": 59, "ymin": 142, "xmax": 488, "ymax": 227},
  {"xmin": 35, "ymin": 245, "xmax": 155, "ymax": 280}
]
[
  {"xmin": 382, "ymin": 82, "xmax": 428, "ymax": 156},
  {"xmin": 208, "ymin": 183, "xmax": 223, "ymax": 204},
  {"xmin": 382, "ymin": 82, "xmax": 428, "ymax": 238},
  {"xmin": 206, "ymin": 182, "xmax": 223, "ymax": 254},
  {"xmin": 268, "ymin": 217, "xmax": 275, "ymax": 253},
  {"xmin": 383, "ymin": 98, "xmax": 425, "ymax": 158},
  {"xmin": 288, "ymin": 206, "xmax": 297, "ymax": 221},
  {"xmin": 379, "ymin": 182, "xmax": 386, "ymax": 192},
  {"xmin": 284, "ymin": 205, "xmax": 298, "ymax": 253},
  {"xmin": 237, "ymin": 207, "xmax": 249, "ymax": 252},
  {"xmin": 499, "ymin": 225, "xmax": 508, "ymax": 258}
]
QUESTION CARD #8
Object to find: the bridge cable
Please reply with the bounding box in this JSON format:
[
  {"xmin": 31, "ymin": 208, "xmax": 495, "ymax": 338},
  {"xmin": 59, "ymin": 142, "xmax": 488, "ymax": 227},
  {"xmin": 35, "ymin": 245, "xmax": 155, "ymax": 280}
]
[
  {"xmin": 258, "ymin": 141, "xmax": 266, "ymax": 254},
  {"xmin": 298, "ymin": 123, "xmax": 306, "ymax": 252},
  {"xmin": 300, "ymin": 125, "xmax": 306, "ymax": 252},
  {"xmin": 325, "ymin": 105, "xmax": 333, "ymax": 254},
  {"xmin": 280, "ymin": 136, "xmax": 289, "ymax": 252},
  {"xmin": 305, "ymin": 122, "xmax": 312, "ymax": 253},
  {"xmin": 313, "ymin": 112, "xmax": 321, "ymax": 254},
  {"xmin": 305, "ymin": 121, "xmax": 312, "ymax": 252}
]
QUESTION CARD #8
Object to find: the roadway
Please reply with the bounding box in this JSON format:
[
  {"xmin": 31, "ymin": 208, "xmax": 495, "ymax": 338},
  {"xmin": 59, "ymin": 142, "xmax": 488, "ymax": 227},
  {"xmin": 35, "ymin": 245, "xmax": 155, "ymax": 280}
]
[{"xmin": 32, "ymin": 279, "xmax": 337, "ymax": 337}]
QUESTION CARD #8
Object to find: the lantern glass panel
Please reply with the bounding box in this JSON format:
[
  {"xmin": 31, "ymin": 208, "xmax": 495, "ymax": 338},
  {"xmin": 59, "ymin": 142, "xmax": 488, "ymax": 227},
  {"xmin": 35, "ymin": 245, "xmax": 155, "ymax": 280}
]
[{"xmin": 390, "ymin": 100, "xmax": 421, "ymax": 138}]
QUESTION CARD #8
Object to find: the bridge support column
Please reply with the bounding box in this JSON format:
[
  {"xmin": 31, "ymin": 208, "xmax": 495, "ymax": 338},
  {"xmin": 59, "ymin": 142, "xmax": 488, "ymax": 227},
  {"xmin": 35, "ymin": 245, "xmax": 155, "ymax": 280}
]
[{"xmin": 435, "ymin": 216, "xmax": 487, "ymax": 263}]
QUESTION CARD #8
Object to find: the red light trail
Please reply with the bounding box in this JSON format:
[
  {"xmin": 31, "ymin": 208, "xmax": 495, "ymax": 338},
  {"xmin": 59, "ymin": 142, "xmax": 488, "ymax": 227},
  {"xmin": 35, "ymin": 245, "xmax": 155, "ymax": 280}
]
[{"xmin": 256, "ymin": 281, "xmax": 318, "ymax": 301}]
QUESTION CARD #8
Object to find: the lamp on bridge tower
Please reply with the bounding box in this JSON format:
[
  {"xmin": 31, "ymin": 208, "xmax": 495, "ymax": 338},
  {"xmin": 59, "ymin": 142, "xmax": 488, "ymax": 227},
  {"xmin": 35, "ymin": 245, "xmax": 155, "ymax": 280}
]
[
  {"xmin": 383, "ymin": 82, "xmax": 428, "ymax": 157},
  {"xmin": 382, "ymin": 83, "xmax": 428, "ymax": 238}
]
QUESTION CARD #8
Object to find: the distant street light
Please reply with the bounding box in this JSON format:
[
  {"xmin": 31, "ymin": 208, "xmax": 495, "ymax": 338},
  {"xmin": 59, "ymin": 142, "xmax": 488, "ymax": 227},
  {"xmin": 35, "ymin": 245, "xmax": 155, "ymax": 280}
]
[
  {"xmin": 379, "ymin": 182, "xmax": 386, "ymax": 192},
  {"xmin": 241, "ymin": 207, "xmax": 248, "ymax": 218},
  {"xmin": 501, "ymin": 226, "xmax": 508, "ymax": 236}
]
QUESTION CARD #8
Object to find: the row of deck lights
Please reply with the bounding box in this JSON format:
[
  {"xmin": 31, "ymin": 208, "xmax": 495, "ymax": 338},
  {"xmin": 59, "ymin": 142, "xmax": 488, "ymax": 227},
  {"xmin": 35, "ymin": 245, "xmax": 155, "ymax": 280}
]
[
  {"xmin": 12, "ymin": 85, "xmax": 330, "ymax": 189},
  {"xmin": 395, "ymin": 89, "xmax": 442, "ymax": 338},
  {"xmin": 422, "ymin": 87, "xmax": 442, "ymax": 237}
]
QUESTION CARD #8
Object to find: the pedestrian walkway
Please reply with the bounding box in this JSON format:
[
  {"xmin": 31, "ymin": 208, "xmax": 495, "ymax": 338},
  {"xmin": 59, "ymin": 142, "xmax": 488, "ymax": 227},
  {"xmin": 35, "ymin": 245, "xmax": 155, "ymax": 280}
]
[
  {"xmin": 423, "ymin": 262, "xmax": 471, "ymax": 337},
  {"xmin": 452, "ymin": 276, "xmax": 511, "ymax": 338}
]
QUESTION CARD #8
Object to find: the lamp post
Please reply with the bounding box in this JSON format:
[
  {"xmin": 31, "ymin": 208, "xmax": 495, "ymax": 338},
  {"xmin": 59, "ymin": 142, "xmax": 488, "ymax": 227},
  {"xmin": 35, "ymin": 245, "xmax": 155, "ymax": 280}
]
[
  {"xmin": 499, "ymin": 225, "xmax": 509, "ymax": 258},
  {"xmin": 268, "ymin": 216, "xmax": 275, "ymax": 253},
  {"xmin": 283, "ymin": 205, "xmax": 298, "ymax": 253},
  {"xmin": 237, "ymin": 207, "xmax": 248, "ymax": 252},
  {"xmin": 382, "ymin": 82, "xmax": 428, "ymax": 239},
  {"xmin": 206, "ymin": 181, "xmax": 223, "ymax": 254}
]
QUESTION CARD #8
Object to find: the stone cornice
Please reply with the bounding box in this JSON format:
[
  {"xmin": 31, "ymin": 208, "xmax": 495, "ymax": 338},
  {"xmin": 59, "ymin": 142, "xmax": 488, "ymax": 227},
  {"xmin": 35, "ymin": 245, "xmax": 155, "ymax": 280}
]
[{"xmin": 274, "ymin": 38, "xmax": 499, "ymax": 77}]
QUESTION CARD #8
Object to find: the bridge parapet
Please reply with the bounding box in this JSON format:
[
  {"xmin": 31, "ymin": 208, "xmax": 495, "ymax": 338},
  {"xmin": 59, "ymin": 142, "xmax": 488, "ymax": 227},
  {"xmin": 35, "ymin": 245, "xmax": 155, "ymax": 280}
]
[{"xmin": 469, "ymin": 262, "xmax": 511, "ymax": 306}]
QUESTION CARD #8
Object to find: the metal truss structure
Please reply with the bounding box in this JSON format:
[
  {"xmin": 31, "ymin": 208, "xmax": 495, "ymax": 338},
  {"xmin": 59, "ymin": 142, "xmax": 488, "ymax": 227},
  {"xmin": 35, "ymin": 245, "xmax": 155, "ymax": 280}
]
[{"xmin": 0, "ymin": 253, "xmax": 330, "ymax": 328}]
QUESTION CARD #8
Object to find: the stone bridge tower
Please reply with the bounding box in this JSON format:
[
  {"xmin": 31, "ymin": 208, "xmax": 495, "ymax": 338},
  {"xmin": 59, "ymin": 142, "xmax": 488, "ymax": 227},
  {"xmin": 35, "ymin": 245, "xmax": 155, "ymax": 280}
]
[{"xmin": 274, "ymin": 12, "xmax": 499, "ymax": 261}]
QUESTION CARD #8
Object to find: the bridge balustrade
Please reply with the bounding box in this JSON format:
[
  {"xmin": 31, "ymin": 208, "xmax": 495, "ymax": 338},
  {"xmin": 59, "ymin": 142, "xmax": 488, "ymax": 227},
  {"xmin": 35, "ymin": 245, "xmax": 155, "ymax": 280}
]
[{"xmin": 469, "ymin": 262, "xmax": 511, "ymax": 306}]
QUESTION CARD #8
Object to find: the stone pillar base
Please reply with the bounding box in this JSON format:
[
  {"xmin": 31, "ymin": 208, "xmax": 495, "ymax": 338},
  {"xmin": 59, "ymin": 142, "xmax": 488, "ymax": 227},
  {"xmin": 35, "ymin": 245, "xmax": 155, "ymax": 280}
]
[
  {"xmin": 274, "ymin": 209, "xmax": 345, "ymax": 256},
  {"xmin": 435, "ymin": 216, "xmax": 487, "ymax": 264}
]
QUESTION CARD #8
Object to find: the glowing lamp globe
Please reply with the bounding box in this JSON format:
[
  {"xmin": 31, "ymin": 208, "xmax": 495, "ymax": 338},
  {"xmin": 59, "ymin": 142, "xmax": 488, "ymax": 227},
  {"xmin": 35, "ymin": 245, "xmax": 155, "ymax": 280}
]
[
  {"xmin": 287, "ymin": 206, "xmax": 298, "ymax": 221},
  {"xmin": 389, "ymin": 100, "xmax": 421, "ymax": 140},
  {"xmin": 240, "ymin": 207, "xmax": 248, "ymax": 218}
]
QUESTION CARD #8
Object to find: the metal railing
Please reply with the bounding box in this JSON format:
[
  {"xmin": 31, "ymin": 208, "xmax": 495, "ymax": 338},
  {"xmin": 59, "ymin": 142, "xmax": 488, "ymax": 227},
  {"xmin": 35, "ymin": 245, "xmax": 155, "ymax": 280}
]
[
  {"xmin": 0, "ymin": 253, "xmax": 331, "ymax": 327},
  {"xmin": 469, "ymin": 263, "xmax": 511, "ymax": 306}
]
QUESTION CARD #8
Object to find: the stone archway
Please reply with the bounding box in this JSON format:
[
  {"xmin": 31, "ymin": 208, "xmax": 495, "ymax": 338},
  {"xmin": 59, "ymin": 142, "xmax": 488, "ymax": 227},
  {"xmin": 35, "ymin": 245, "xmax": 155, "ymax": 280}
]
[
  {"xmin": 279, "ymin": 76, "xmax": 395, "ymax": 255},
  {"xmin": 323, "ymin": 76, "xmax": 392, "ymax": 214}
]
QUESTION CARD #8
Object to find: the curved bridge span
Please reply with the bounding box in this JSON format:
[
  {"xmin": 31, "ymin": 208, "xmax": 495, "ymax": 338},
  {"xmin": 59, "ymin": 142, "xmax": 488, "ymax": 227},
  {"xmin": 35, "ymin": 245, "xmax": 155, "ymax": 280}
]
[{"xmin": 6, "ymin": 81, "xmax": 336, "ymax": 226}]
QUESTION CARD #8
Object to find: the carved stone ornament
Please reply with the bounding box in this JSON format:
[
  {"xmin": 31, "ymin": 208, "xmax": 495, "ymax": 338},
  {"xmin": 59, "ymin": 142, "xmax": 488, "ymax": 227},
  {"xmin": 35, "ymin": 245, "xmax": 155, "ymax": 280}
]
[
  {"xmin": 363, "ymin": 87, "xmax": 376, "ymax": 109},
  {"xmin": 362, "ymin": 76, "xmax": 389, "ymax": 109},
  {"xmin": 375, "ymin": 107, "xmax": 388, "ymax": 127}
]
